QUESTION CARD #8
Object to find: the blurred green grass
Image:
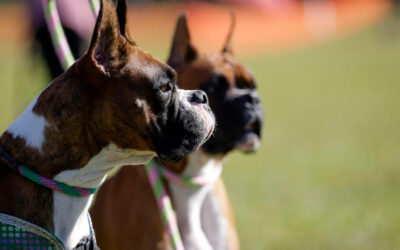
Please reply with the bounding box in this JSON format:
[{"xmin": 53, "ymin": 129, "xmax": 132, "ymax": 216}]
[
  {"xmin": 224, "ymin": 15, "xmax": 400, "ymax": 250},
  {"xmin": 1, "ymin": 13, "xmax": 400, "ymax": 250}
]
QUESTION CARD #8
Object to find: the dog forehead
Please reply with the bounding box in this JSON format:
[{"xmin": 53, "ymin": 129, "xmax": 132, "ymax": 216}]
[
  {"xmin": 201, "ymin": 52, "xmax": 257, "ymax": 89},
  {"xmin": 200, "ymin": 53, "xmax": 231, "ymax": 71},
  {"xmin": 200, "ymin": 53, "xmax": 255, "ymax": 82},
  {"xmin": 189, "ymin": 53, "xmax": 234, "ymax": 81},
  {"xmin": 124, "ymin": 48, "xmax": 167, "ymax": 81},
  {"xmin": 223, "ymin": 53, "xmax": 254, "ymax": 82}
]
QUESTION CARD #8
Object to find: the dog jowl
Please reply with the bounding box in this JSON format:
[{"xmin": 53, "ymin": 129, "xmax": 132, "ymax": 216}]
[
  {"xmin": 0, "ymin": 0, "xmax": 214, "ymax": 248},
  {"xmin": 168, "ymin": 13, "xmax": 264, "ymax": 155}
]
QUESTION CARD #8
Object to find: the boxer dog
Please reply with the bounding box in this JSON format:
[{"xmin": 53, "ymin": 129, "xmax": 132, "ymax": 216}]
[
  {"xmin": 91, "ymin": 13, "xmax": 263, "ymax": 250},
  {"xmin": 0, "ymin": 1, "xmax": 214, "ymax": 249}
]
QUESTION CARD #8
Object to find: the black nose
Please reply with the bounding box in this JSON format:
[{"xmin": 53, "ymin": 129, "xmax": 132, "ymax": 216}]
[
  {"xmin": 190, "ymin": 90, "xmax": 209, "ymax": 104},
  {"xmin": 244, "ymin": 91, "xmax": 260, "ymax": 105}
]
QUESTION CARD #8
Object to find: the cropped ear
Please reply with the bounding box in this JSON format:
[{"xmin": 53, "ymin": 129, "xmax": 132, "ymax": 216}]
[
  {"xmin": 222, "ymin": 11, "xmax": 236, "ymax": 54},
  {"xmin": 88, "ymin": 0, "xmax": 126, "ymax": 73},
  {"xmin": 167, "ymin": 13, "xmax": 198, "ymax": 70},
  {"xmin": 116, "ymin": 0, "xmax": 134, "ymax": 44}
]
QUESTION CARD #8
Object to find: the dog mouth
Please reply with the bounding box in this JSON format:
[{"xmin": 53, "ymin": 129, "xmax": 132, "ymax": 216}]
[
  {"xmin": 236, "ymin": 118, "xmax": 262, "ymax": 153},
  {"xmin": 245, "ymin": 119, "xmax": 261, "ymax": 136},
  {"xmin": 198, "ymin": 104, "xmax": 216, "ymax": 144},
  {"xmin": 203, "ymin": 126, "xmax": 215, "ymax": 143}
]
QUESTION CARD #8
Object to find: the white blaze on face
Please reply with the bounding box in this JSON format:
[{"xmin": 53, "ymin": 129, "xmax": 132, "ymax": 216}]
[{"xmin": 7, "ymin": 96, "xmax": 48, "ymax": 150}]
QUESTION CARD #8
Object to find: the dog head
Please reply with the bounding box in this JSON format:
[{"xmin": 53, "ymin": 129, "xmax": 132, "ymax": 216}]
[
  {"xmin": 167, "ymin": 13, "xmax": 264, "ymax": 155},
  {"xmin": 79, "ymin": 0, "xmax": 214, "ymax": 162}
]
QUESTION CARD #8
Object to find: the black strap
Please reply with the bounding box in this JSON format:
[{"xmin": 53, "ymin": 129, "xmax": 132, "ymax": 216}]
[{"xmin": 0, "ymin": 146, "xmax": 18, "ymax": 172}]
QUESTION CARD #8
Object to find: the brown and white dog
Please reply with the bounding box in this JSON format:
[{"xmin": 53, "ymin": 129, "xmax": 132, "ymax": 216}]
[
  {"xmin": 0, "ymin": 1, "xmax": 214, "ymax": 249},
  {"xmin": 90, "ymin": 13, "xmax": 263, "ymax": 250}
]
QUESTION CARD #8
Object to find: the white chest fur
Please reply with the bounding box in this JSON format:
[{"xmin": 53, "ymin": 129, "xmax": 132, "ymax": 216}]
[
  {"xmin": 169, "ymin": 151, "xmax": 227, "ymax": 250},
  {"xmin": 52, "ymin": 144, "xmax": 155, "ymax": 249},
  {"xmin": 53, "ymin": 194, "xmax": 93, "ymax": 249},
  {"xmin": 201, "ymin": 191, "xmax": 229, "ymax": 250}
]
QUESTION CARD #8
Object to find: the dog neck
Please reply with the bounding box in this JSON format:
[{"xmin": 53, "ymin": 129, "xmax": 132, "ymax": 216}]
[
  {"xmin": 200, "ymin": 181, "xmax": 232, "ymax": 250},
  {"xmin": 0, "ymin": 65, "xmax": 156, "ymax": 248},
  {"xmin": 52, "ymin": 145, "xmax": 154, "ymax": 248},
  {"xmin": 168, "ymin": 150, "xmax": 225, "ymax": 250}
]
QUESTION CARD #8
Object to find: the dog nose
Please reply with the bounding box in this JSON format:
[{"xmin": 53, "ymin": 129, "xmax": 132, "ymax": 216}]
[
  {"xmin": 244, "ymin": 91, "xmax": 260, "ymax": 105},
  {"xmin": 190, "ymin": 90, "xmax": 209, "ymax": 104}
]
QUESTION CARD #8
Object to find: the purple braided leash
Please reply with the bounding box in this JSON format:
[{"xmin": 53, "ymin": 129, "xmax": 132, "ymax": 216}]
[{"xmin": 145, "ymin": 161, "xmax": 185, "ymax": 250}]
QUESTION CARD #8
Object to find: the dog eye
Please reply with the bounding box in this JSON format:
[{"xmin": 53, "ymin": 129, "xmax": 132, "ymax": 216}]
[
  {"xmin": 160, "ymin": 84, "xmax": 171, "ymax": 93},
  {"xmin": 236, "ymin": 78, "xmax": 256, "ymax": 90},
  {"xmin": 215, "ymin": 75, "xmax": 228, "ymax": 85},
  {"xmin": 211, "ymin": 75, "xmax": 228, "ymax": 92}
]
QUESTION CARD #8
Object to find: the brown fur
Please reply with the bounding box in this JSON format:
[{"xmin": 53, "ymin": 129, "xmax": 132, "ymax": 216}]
[
  {"xmin": 90, "ymin": 13, "xmax": 257, "ymax": 250},
  {"xmin": 0, "ymin": 0, "xmax": 203, "ymax": 240},
  {"xmin": 91, "ymin": 166, "xmax": 170, "ymax": 250},
  {"xmin": 91, "ymin": 167, "xmax": 239, "ymax": 250}
]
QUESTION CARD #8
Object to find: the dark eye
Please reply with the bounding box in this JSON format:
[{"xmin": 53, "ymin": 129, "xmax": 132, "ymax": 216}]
[
  {"xmin": 201, "ymin": 74, "xmax": 229, "ymax": 96},
  {"xmin": 209, "ymin": 75, "xmax": 228, "ymax": 93},
  {"xmin": 236, "ymin": 79, "xmax": 256, "ymax": 90},
  {"xmin": 215, "ymin": 75, "xmax": 228, "ymax": 85},
  {"xmin": 160, "ymin": 83, "xmax": 171, "ymax": 93}
]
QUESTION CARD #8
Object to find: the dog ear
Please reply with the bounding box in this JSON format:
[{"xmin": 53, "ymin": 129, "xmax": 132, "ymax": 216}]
[
  {"xmin": 221, "ymin": 12, "xmax": 236, "ymax": 55},
  {"xmin": 116, "ymin": 0, "xmax": 134, "ymax": 44},
  {"xmin": 167, "ymin": 13, "xmax": 198, "ymax": 70},
  {"xmin": 88, "ymin": 0, "xmax": 126, "ymax": 73}
]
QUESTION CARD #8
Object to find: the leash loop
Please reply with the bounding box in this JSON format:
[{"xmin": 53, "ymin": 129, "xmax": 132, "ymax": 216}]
[
  {"xmin": 145, "ymin": 160, "xmax": 185, "ymax": 250},
  {"xmin": 161, "ymin": 161, "xmax": 222, "ymax": 187},
  {"xmin": 145, "ymin": 159, "xmax": 222, "ymax": 250},
  {"xmin": 42, "ymin": 0, "xmax": 100, "ymax": 69},
  {"xmin": 0, "ymin": 146, "xmax": 97, "ymax": 197},
  {"xmin": 18, "ymin": 165, "xmax": 97, "ymax": 196},
  {"xmin": 42, "ymin": 0, "xmax": 75, "ymax": 69}
]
